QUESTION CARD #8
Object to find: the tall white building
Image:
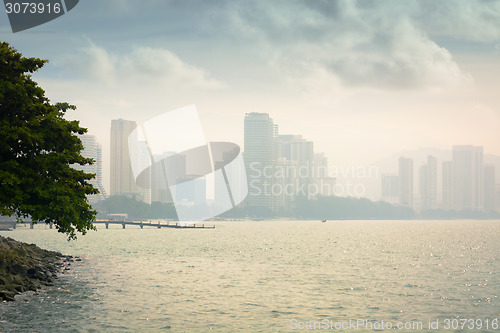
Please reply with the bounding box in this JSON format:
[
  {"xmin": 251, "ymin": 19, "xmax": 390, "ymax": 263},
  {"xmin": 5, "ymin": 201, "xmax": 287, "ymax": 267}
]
[
  {"xmin": 399, "ymin": 157, "xmax": 413, "ymax": 208},
  {"xmin": 452, "ymin": 145, "xmax": 483, "ymax": 210},
  {"xmin": 110, "ymin": 119, "xmax": 150, "ymax": 203},
  {"xmin": 484, "ymin": 164, "xmax": 496, "ymax": 212},
  {"xmin": 496, "ymin": 184, "xmax": 500, "ymax": 212},
  {"xmin": 381, "ymin": 174, "xmax": 399, "ymax": 204},
  {"xmin": 277, "ymin": 134, "xmax": 314, "ymax": 198},
  {"xmin": 312, "ymin": 152, "xmax": 335, "ymax": 197},
  {"xmin": 244, "ymin": 113, "xmax": 277, "ymax": 210},
  {"xmin": 150, "ymin": 152, "xmax": 186, "ymax": 204},
  {"xmin": 273, "ymin": 157, "xmax": 298, "ymax": 211},
  {"xmin": 442, "ymin": 161, "xmax": 455, "ymax": 210},
  {"xmin": 73, "ymin": 134, "xmax": 106, "ymax": 203},
  {"xmin": 419, "ymin": 155, "xmax": 437, "ymax": 211}
]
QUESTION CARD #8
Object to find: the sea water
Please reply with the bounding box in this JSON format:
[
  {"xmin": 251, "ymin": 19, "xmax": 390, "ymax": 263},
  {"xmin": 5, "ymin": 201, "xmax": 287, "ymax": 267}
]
[{"xmin": 1, "ymin": 220, "xmax": 499, "ymax": 332}]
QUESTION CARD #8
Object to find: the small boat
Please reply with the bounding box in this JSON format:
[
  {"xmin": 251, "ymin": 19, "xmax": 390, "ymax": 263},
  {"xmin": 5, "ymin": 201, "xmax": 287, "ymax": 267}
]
[{"xmin": 321, "ymin": 219, "xmax": 327, "ymax": 223}]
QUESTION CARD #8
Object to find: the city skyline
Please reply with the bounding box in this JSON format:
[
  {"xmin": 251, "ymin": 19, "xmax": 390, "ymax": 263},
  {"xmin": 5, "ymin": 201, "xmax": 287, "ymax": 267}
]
[
  {"xmin": 85, "ymin": 112, "xmax": 499, "ymax": 214},
  {"xmin": 379, "ymin": 146, "xmax": 499, "ymax": 212},
  {"xmin": 2, "ymin": 1, "xmax": 499, "ymax": 200},
  {"xmin": 3, "ymin": 2, "xmax": 500, "ymax": 330},
  {"xmin": 72, "ymin": 134, "xmax": 106, "ymax": 204},
  {"xmin": 80, "ymin": 111, "xmax": 500, "ymax": 206}
]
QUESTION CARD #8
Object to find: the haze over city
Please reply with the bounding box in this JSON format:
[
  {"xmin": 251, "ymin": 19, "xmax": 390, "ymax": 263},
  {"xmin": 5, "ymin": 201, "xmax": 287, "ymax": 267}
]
[
  {"xmin": 2, "ymin": 0, "xmax": 499, "ymax": 198},
  {"xmin": 2, "ymin": 2, "xmax": 500, "ymax": 331}
]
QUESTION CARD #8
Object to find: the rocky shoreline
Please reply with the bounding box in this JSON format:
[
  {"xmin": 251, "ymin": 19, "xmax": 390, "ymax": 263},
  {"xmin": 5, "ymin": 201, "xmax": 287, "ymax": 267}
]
[{"xmin": 0, "ymin": 235, "xmax": 74, "ymax": 301}]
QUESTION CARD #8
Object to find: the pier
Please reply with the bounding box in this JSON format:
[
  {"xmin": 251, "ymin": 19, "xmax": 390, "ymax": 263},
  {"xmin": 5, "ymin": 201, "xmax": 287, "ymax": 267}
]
[
  {"xmin": 94, "ymin": 220, "xmax": 215, "ymax": 229},
  {"xmin": 0, "ymin": 220, "xmax": 215, "ymax": 230}
]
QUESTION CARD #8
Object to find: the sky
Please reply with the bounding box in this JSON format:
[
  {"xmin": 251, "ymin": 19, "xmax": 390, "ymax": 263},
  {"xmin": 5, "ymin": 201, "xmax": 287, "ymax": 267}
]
[{"xmin": 2, "ymin": 0, "xmax": 500, "ymax": 195}]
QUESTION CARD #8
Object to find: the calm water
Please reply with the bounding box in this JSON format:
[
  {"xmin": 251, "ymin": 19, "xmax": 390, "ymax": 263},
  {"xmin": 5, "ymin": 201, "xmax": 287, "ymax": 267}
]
[{"xmin": 1, "ymin": 220, "xmax": 499, "ymax": 332}]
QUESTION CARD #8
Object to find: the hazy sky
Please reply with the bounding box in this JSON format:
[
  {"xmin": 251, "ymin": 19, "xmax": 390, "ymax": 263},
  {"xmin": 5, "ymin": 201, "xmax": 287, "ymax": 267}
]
[{"xmin": 2, "ymin": 0, "xmax": 500, "ymax": 193}]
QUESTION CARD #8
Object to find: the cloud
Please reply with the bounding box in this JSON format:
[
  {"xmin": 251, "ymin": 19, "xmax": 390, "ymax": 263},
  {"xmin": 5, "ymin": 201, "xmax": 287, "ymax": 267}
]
[
  {"xmin": 205, "ymin": 0, "xmax": 475, "ymax": 90},
  {"xmin": 67, "ymin": 42, "xmax": 224, "ymax": 90},
  {"xmin": 321, "ymin": 18, "xmax": 470, "ymax": 89},
  {"xmin": 415, "ymin": 0, "xmax": 500, "ymax": 42}
]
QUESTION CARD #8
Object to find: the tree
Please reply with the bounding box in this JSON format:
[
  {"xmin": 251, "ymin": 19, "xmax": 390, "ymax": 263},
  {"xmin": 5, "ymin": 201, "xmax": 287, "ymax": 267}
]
[{"xmin": 0, "ymin": 42, "xmax": 98, "ymax": 239}]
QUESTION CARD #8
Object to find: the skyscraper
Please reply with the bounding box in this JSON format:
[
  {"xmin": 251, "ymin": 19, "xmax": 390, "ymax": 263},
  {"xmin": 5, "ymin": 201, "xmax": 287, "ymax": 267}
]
[
  {"xmin": 110, "ymin": 119, "xmax": 151, "ymax": 202},
  {"xmin": 381, "ymin": 174, "xmax": 399, "ymax": 204},
  {"xmin": 150, "ymin": 152, "xmax": 186, "ymax": 204},
  {"xmin": 244, "ymin": 113, "xmax": 277, "ymax": 210},
  {"xmin": 442, "ymin": 160, "xmax": 455, "ymax": 210},
  {"xmin": 399, "ymin": 157, "xmax": 413, "ymax": 208},
  {"xmin": 452, "ymin": 145, "xmax": 483, "ymax": 210},
  {"xmin": 484, "ymin": 164, "xmax": 496, "ymax": 212},
  {"xmin": 73, "ymin": 134, "xmax": 106, "ymax": 203},
  {"xmin": 312, "ymin": 152, "xmax": 335, "ymax": 197},
  {"xmin": 419, "ymin": 155, "xmax": 437, "ymax": 211},
  {"xmin": 496, "ymin": 185, "xmax": 500, "ymax": 212},
  {"xmin": 277, "ymin": 134, "xmax": 314, "ymax": 198}
]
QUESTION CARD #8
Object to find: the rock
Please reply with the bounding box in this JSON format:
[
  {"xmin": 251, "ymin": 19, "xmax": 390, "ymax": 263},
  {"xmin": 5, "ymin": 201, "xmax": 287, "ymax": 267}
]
[
  {"xmin": 9, "ymin": 263, "xmax": 27, "ymax": 275},
  {"xmin": 13, "ymin": 284, "xmax": 25, "ymax": 293},
  {"xmin": 0, "ymin": 235, "xmax": 69, "ymax": 301},
  {"xmin": 0, "ymin": 290, "xmax": 16, "ymax": 301},
  {"xmin": 27, "ymin": 279, "xmax": 42, "ymax": 291}
]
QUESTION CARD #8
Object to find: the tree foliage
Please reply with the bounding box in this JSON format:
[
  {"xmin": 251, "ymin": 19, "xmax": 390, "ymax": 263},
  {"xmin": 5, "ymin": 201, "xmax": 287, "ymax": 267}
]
[{"xmin": 0, "ymin": 42, "xmax": 98, "ymax": 239}]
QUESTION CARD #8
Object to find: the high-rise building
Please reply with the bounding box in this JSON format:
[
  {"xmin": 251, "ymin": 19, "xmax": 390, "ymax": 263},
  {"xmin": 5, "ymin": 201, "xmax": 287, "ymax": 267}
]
[
  {"xmin": 381, "ymin": 174, "xmax": 399, "ymax": 204},
  {"xmin": 151, "ymin": 152, "xmax": 186, "ymax": 204},
  {"xmin": 419, "ymin": 155, "xmax": 437, "ymax": 211},
  {"xmin": 452, "ymin": 145, "xmax": 483, "ymax": 210},
  {"xmin": 312, "ymin": 152, "xmax": 335, "ymax": 197},
  {"xmin": 399, "ymin": 157, "xmax": 413, "ymax": 208},
  {"xmin": 442, "ymin": 161, "xmax": 455, "ymax": 210},
  {"xmin": 73, "ymin": 134, "xmax": 106, "ymax": 203},
  {"xmin": 273, "ymin": 157, "xmax": 298, "ymax": 211},
  {"xmin": 110, "ymin": 119, "xmax": 151, "ymax": 203},
  {"xmin": 110, "ymin": 119, "xmax": 136, "ymax": 196},
  {"xmin": 484, "ymin": 164, "xmax": 496, "ymax": 212},
  {"xmin": 176, "ymin": 175, "xmax": 206, "ymax": 206},
  {"xmin": 496, "ymin": 184, "xmax": 500, "ymax": 212},
  {"xmin": 277, "ymin": 134, "xmax": 314, "ymax": 198},
  {"xmin": 313, "ymin": 153, "xmax": 329, "ymax": 178},
  {"xmin": 244, "ymin": 113, "xmax": 277, "ymax": 210}
]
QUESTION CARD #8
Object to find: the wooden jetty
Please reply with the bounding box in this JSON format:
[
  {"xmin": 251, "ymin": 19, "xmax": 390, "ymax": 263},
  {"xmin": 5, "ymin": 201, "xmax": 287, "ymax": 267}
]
[
  {"xmin": 93, "ymin": 220, "xmax": 215, "ymax": 229},
  {"xmin": 0, "ymin": 220, "xmax": 215, "ymax": 230}
]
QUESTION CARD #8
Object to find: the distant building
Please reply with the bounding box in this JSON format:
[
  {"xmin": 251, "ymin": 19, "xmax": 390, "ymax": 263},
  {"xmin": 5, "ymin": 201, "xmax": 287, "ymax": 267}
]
[
  {"xmin": 496, "ymin": 184, "xmax": 500, "ymax": 212},
  {"xmin": 244, "ymin": 113, "xmax": 277, "ymax": 210},
  {"xmin": 452, "ymin": 145, "xmax": 483, "ymax": 210},
  {"xmin": 273, "ymin": 158, "xmax": 298, "ymax": 211},
  {"xmin": 110, "ymin": 119, "xmax": 137, "ymax": 196},
  {"xmin": 151, "ymin": 152, "xmax": 186, "ymax": 204},
  {"xmin": 277, "ymin": 134, "xmax": 314, "ymax": 200},
  {"xmin": 419, "ymin": 155, "xmax": 437, "ymax": 211},
  {"xmin": 312, "ymin": 153, "xmax": 335, "ymax": 197},
  {"xmin": 73, "ymin": 134, "xmax": 106, "ymax": 203},
  {"xmin": 313, "ymin": 153, "xmax": 329, "ymax": 178},
  {"xmin": 484, "ymin": 164, "xmax": 496, "ymax": 212},
  {"xmin": 110, "ymin": 119, "xmax": 151, "ymax": 203},
  {"xmin": 243, "ymin": 113, "xmax": 333, "ymax": 212},
  {"xmin": 399, "ymin": 157, "xmax": 413, "ymax": 208},
  {"xmin": 176, "ymin": 175, "xmax": 206, "ymax": 206},
  {"xmin": 442, "ymin": 161, "xmax": 455, "ymax": 210},
  {"xmin": 381, "ymin": 174, "xmax": 399, "ymax": 204},
  {"xmin": 214, "ymin": 146, "xmax": 245, "ymax": 211}
]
